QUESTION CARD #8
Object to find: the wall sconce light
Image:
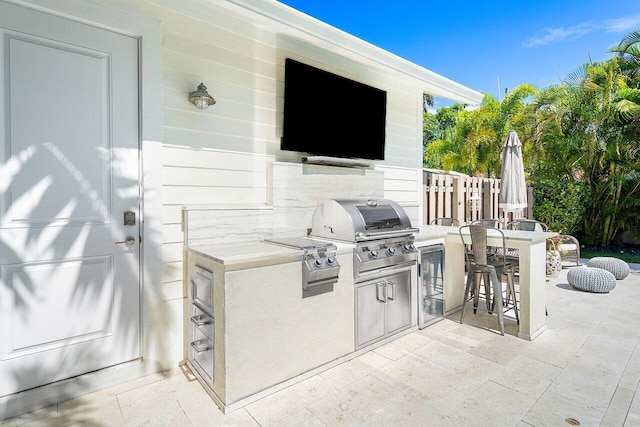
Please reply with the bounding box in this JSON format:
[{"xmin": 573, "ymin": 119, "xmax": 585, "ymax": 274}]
[{"xmin": 189, "ymin": 82, "xmax": 216, "ymax": 109}]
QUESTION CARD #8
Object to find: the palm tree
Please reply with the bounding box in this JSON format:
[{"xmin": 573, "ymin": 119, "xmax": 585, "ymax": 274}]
[
  {"xmin": 423, "ymin": 93, "xmax": 434, "ymax": 113},
  {"xmin": 441, "ymin": 84, "xmax": 536, "ymax": 177},
  {"xmin": 610, "ymin": 30, "xmax": 640, "ymax": 122},
  {"xmin": 423, "ymin": 103, "xmax": 466, "ymax": 169},
  {"xmin": 530, "ymin": 57, "xmax": 640, "ymax": 245}
]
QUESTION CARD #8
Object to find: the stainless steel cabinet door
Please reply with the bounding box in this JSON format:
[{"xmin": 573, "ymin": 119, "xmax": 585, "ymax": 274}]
[
  {"xmin": 385, "ymin": 270, "xmax": 412, "ymax": 334},
  {"xmin": 419, "ymin": 245, "xmax": 444, "ymax": 328},
  {"xmin": 356, "ymin": 282, "xmax": 385, "ymax": 347},
  {"xmin": 192, "ymin": 266, "xmax": 214, "ymax": 313}
]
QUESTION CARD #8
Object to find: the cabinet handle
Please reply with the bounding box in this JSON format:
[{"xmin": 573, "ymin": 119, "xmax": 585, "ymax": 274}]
[
  {"xmin": 191, "ymin": 314, "xmax": 212, "ymax": 327},
  {"xmin": 190, "ymin": 279, "xmax": 196, "ymax": 300},
  {"xmin": 191, "ymin": 340, "xmax": 210, "ymax": 353},
  {"xmin": 376, "ymin": 282, "xmax": 386, "ymax": 303},
  {"xmin": 387, "ymin": 281, "xmax": 396, "ymax": 301}
]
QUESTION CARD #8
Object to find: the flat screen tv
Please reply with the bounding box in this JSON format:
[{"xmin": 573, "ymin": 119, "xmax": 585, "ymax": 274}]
[{"xmin": 281, "ymin": 58, "xmax": 387, "ymax": 160}]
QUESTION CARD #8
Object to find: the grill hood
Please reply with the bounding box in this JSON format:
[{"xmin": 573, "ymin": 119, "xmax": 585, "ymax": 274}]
[{"xmin": 310, "ymin": 198, "xmax": 418, "ymax": 242}]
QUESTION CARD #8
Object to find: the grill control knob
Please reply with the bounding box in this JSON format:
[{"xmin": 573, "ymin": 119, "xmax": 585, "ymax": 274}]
[
  {"xmin": 327, "ymin": 256, "xmax": 336, "ymax": 265},
  {"xmin": 403, "ymin": 244, "xmax": 416, "ymax": 252},
  {"xmin": 314, "ymin": 258, "xmax": 324, "ymax": 267},
  {"xmin": 387, "ymin": 247, "xmax": 396, "ymax": 255},
  {"xmin": 369, "ymin": 250, "xmax": 379, "ymax": 259}
]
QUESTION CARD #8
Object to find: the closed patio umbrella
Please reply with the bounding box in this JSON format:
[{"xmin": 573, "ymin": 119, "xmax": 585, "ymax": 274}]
[{"xmin": 499, "ymin": 130, "xmax": 527, "ymax": 213}]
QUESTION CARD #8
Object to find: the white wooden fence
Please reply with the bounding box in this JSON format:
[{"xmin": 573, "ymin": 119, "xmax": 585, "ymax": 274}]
[{"xmin": 423, "ymin": 171, "xmax": 534, "ymax": 227}]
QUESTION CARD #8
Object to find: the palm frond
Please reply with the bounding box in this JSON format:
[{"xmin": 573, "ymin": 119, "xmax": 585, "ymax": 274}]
[
  {"xmin": 614, "ymin": 87, "xmax": 640, "ymax": 121},
  {"xmin": 610, "ymin": 30, "xmax": 640, "ymax": 54},
  {"xmin": 564, "ymin": 64, "xmax": 590, "ymax": 87}
]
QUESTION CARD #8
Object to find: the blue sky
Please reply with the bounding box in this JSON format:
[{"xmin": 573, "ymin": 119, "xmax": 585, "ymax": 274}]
[{"xmin": 277, "ymin": 0, "xmax": 640, "ymax": 108}]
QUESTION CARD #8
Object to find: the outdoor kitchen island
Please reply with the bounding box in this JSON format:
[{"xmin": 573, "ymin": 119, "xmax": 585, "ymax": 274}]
[
  {"xmin": 182, "ymin": 197, "xmax": 447, "ymax": 414},
  {"xmin": 184, "ymin": 222, "xmax": 552, "ymax": 413},
  {"xmin": 184, "ymin": 229, "xmax": 450, "ymax": 414}
]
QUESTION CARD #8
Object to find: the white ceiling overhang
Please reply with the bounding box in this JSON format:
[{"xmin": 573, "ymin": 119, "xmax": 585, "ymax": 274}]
[{"xmin": 224, "ymin": 0, "xmax": 484, "ymax": 105}]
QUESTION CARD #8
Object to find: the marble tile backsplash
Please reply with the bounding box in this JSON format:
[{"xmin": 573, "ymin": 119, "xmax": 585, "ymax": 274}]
[{"xmin": 184, "ymin": 161, "xmax": 385, "ymax": 245}]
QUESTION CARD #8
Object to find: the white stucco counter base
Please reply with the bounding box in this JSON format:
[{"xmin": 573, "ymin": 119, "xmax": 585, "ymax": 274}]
[
  {"xmin": 444, "ymin": 228, "xmax": 555, "ymax": 340},
  {"xmin": 185, "ymin": 243, "xmax": 356, "ymax": 413}
]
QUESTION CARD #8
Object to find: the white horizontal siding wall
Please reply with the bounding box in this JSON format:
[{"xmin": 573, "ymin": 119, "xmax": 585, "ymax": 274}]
[
  {"xmin": 96, "ymin": 0, "xmax": 278, "ymax": 289},
  {"xmin": 138, "ymin": 0, "xmax": 429, "ymax": 313},
  {"xmin": 134, "ymin": 0, "xmax": 426, "ymax": 167},
  {"xmin": 161, "ymin": 145, "xmax": 273, "ymax": 304}
]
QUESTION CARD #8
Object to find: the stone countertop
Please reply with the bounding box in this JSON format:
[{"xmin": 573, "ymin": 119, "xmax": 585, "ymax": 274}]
[
  {"xmin": 450, "ymin": 227, "xmax": 557, "ymax": 244},
  {"xmin": 414, "ymin": 224, "xmax": 557, "ymax": 245},
  {"xmin": 414, "ymin": 225, "xmax": 453, "ymax": 242},
  {"xmin": 188, "ymin": 228, "xmax": 453, "ymax": 270},
  {"xmin": 187, "ymin": 241, "xmax": 299, "ymax": 270},
  {"xmin": 186, "ymin": 238, "xmax": 355, "ymax": 271}
]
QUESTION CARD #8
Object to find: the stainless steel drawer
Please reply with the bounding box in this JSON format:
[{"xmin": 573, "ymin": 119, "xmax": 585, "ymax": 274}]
[
  {"xmin": 191, "ymin": 305, "xmax": 214, "ymax": 341},
  {"xmin": 191, "ymin": 327, "xmax": 214, "ymax": 382}
]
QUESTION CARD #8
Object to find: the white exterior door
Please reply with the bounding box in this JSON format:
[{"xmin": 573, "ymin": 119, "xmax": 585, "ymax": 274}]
[{"xmin": 0, "ymin": 2, "xmax": 140, "ymax": 396}]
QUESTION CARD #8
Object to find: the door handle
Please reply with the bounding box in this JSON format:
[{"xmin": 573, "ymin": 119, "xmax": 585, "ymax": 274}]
[{"xmin": 115, "ymin": 237, "xmax": 136, "ymax": 247}]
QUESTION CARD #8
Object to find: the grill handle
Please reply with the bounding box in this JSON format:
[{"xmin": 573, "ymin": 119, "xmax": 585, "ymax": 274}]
[
  {"xmin": 355, "ymin": 228, "xmax": 419, "ymax": 241},
  {"xmin": 355, "ymin": 262, "xmax": 415, "ymax": 283}
]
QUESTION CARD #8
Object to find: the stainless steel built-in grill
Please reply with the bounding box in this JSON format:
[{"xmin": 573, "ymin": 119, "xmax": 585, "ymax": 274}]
[
  {"xmin": 311, "ymin": 198, "xmax": 419, "ymax": 349},
  {"xmin": 311, "ymin": 198, "xmax": 418, "ymax": 280},
  {"xmin": 311, "ymin": 198, "xmax": 418, "ymax": 243}
]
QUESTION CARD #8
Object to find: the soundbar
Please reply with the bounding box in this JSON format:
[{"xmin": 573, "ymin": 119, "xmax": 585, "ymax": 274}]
[{"xmin": 302, "ymin": 156, "xmax": 370, "ymax": 168}]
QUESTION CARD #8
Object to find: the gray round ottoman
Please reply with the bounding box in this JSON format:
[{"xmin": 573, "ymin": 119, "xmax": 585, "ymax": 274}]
[
  {"xmin": 567, "ymin": 267, "xmax": 616, "ymax": 293},
  {"xmin": 587, "ymin": 257, "xmax": 630, "ymax": 280}
]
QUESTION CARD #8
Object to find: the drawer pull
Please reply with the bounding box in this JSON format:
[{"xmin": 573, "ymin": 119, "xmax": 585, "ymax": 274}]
[
  {"xmin": 191, "ymin": 340, "xmax": 210, "ymax": 353},
  {"xmin": 191, "ymin": 314, "xmax": 212, "ymax": 328}
]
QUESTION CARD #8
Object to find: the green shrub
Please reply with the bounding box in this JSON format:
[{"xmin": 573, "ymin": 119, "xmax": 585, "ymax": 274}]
[{"xmin": 531, "ymin": 179, "xmax": 589, "ymax": 235}]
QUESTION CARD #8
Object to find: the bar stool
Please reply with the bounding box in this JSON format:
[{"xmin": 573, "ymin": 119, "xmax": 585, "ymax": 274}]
[
  {"xmin": 471, "ymin": 218, "xmax": 502, "ymax": 228},
  {"xmin": 506, "ymin": 219, "xmax": 548, "ymax": 232},
  {"xmin": 430, "ymin": 217, "xmax": 460, "ymax": 226},
  {"xmin": 459, "ymin": 224, "xmax": 519, "ymax": 335},
  {"xmin": 502, "ymin": 219, "xmax": 548, "ymax": 306}
]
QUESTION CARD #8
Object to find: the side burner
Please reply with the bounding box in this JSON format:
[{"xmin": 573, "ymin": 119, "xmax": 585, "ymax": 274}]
[{"xmin": 263, "ymin": 237, "xmax": 341, "ymax": 298}]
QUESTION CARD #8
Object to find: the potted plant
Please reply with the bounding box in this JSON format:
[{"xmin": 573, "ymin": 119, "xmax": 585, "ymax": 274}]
[{"xmin": 546, "ymin": 236, "xmax": 563, "ymax": 277}]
